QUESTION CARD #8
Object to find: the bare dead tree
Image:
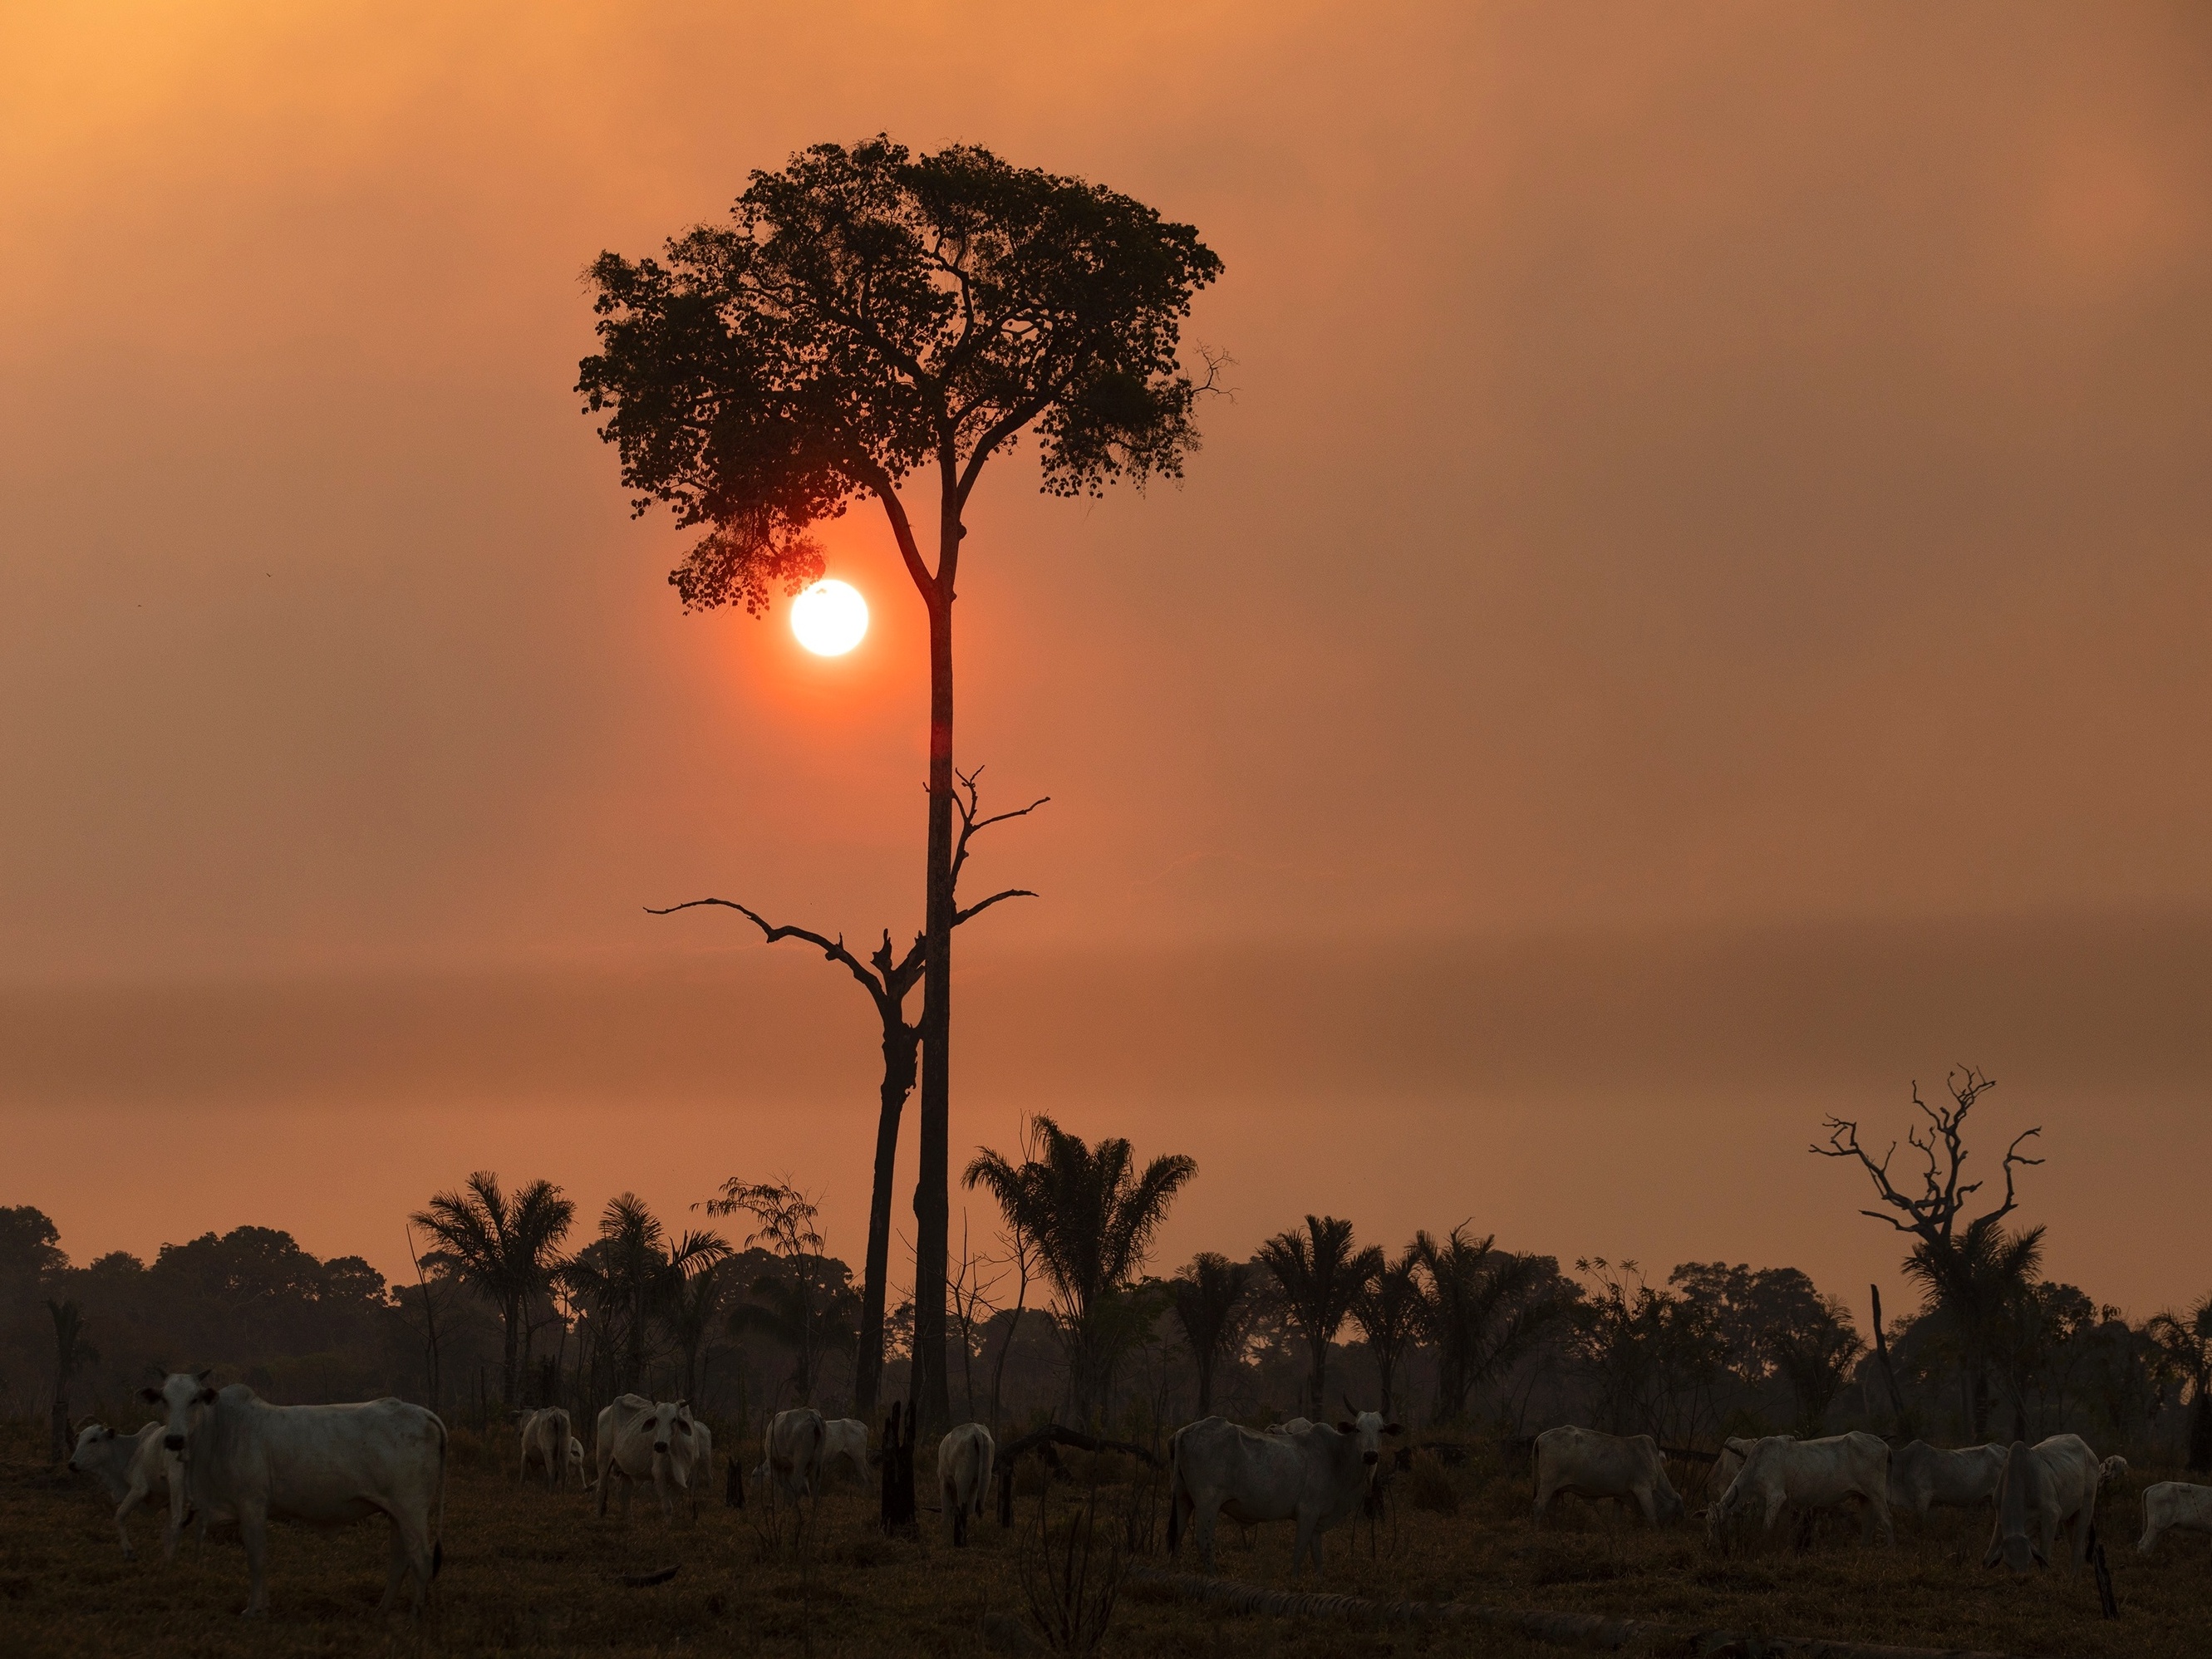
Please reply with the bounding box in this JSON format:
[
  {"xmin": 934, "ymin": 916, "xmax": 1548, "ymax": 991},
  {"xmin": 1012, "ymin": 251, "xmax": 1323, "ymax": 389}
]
[
  {"xmin": 1813, "ymin": 1067, "xmax": 2045, "ymax": 1437},
  {"xmin": 1813, "ymin": 1068, "xmax": 2041, "ymax": 1248},
  {"xmin": 649, "ymin": 766, "xmax": 1045, "ymax": 1422}
]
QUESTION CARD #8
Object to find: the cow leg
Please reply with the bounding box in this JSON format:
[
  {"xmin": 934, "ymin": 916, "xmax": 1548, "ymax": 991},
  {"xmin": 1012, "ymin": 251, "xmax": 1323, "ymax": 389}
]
[
  {"xmin": 238, "ymin": 1502, "xmax": 273, "ymax": 1617},
  {"xmin": 1192, "ymin": 1499, "xmax": 1222, "ymax": 1571},
  {"xmin": 2137, "ymin": 1512, "xmax": 2163, "ymax": 1555},
  {"xmin": 596, "ymin": 1468, "xmax": 611, "ymax": 1518},
  {"xmin": 1633, "ymin": 1484, "xmax": 1659, "ymax": 1526},
  {"xmin": 1531, "ymin": 1479, "xmax": 1555, "ymax": 1524},
  {"xmin": 114, "ymin": 1497, "xmax": 138, "ymax": 1560}
]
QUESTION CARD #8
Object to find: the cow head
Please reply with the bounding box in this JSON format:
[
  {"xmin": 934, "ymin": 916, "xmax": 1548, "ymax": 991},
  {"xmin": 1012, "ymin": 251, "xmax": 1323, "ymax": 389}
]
[
  {"xmin": 65, "ymin": 1422, "xmax": 117, "ymax": 1475},
  {"xmin": 137, "ymin": 1369, "xmax": 217, "ymax": 1460},
  {"xmin": 639, "ymin": 1400, "xmax": 696, "ymax": 1473},
  {"xmin": 1331, "ymin": 1406, "xmax": 1404, "ymax": 1485}
]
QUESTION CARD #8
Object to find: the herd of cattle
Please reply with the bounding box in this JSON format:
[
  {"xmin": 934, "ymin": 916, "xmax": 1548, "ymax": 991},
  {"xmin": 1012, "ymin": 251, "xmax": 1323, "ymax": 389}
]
[{"xmin": 53, "ymin": 1370, "xmax": 2212, "ymax": 1618}]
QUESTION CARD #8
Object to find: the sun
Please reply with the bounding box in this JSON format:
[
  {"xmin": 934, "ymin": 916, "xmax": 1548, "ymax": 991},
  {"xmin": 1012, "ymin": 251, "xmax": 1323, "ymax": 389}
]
[{"xmin": 789, "ymin": 579, "xmax": 868, "ymax": 656}]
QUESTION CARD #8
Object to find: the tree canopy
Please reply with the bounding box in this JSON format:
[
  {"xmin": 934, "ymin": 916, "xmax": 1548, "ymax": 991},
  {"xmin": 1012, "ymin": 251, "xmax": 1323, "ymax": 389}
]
[{"xmin": 578, "ymin": 135, "xmax": 1223, "ymax": 616}]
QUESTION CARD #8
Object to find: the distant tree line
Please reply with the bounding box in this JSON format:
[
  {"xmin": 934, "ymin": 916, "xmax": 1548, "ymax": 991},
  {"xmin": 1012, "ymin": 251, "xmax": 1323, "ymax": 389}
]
[{"xmin": 6, "ymin": 1077, "xmax": 2208, "ymax": 1469}]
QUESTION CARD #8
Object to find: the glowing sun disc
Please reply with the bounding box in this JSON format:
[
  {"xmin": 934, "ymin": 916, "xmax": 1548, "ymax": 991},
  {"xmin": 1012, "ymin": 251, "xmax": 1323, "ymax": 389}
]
[{"xmin": 790, "ymin": 579, "xmax": 868, "ymax": 655}]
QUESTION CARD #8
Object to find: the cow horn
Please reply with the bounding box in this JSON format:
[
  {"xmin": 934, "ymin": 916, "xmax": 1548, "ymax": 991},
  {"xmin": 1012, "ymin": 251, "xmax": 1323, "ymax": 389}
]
[
  {"xmin": 194, "ymin": 1367, "xmax": 213, "ymax": 1383},
  {"xmin": 1341, "ymin": 1392, "xmax": 1361, "ymax": 1418}
]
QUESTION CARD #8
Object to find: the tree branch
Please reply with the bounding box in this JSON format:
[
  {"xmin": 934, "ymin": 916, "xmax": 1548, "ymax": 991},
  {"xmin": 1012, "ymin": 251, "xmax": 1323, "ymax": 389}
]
[
  {"xmin": 643, "ymin": 897, "xmax": 891, "ymax": 1011},
  {"xmin": 954, "ymin": 888, "xmax": 1037, "ymax": 926}
]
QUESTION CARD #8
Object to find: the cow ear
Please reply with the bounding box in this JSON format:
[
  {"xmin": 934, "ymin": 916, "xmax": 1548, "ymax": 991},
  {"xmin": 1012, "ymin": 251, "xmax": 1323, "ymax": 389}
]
[
  {"xmin": 137, "ymin": 1386, "xmax": 163, "ymax": 1406},
  {"xmin": 1335, "ymin": 1421, "xmax": 1355, "ymax": 1434},
  {"xmin": 675, "ymin": 1419, "xmax": 692, "ymax": 1435},
  {"xmin": 1384, "ymin": 1423, "xmax": 1403, "ymax": 1436},
  {"xmin": 196, "ymin": 1387, "xmax": 218, "ymax": 1405}
]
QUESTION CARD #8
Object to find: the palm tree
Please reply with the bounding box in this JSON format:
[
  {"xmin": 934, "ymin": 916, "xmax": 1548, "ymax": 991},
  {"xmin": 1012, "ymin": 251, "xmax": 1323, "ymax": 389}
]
[
  {"xmin": 559, "ymin": 1194, "xmax": 726, "ymax": 1397},
  {"xmin": 2148, "ymin": 1293, "xmax": 2212, "ymax": 1472},
  {"xmin": 965, "ymin": 1114, "xmax": 1197, "ymax": 1423},
  {"xmin": 410, "ymin": 1172, "xmax": 575, "ymax": 1407},
  {"xmin": 46, "ymin": 1299, "xmax": 95, "ymax": 1464},
  {"xmin": 1170, "ymin": 1253, "xmax": 1251, "ymax": 1418},
  {"xmin": 1415, "ymin": 1225, "xmax": 1562, "ymax": 1425},
  {"xmin": 1769, "ymin": 1295, "xmax": 1865, "ymax": 1437},
  {"xmin": 1258, "ymin": 1216, "xmax": 1379, "ymax": 1419},
  {"xmin": 663, "ymin": 1257, "xmax": 729, "ymax": 1406},
  {"xmin": 1900, "ymin": 1214, "xmax": 2044, "ymax": 1441},
  {"xmin": 1348, "ymin": 1243, "xmax": 1424, "ymax": 1418}
]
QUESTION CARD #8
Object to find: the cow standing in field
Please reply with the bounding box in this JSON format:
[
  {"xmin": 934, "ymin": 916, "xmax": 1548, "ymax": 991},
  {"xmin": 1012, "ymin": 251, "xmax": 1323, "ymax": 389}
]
[
  {"xmin": 939, "ymin": 1423, "xmax": 995, "ymax": 1546},
  {"xmin": 66, "ymin": 1421, "xmax": 184, "ymax": 1560},
  {"xmin": 2139, "ymin": 1480, "xmax": 2212, "ymax": 1562},
  {"xmin": 1888, "ymin": 1441, "xmax": 2007, "ymax": 1524},
  {"xmin": 139, "ymin": 1371, "xmax": 445, "ymax": 1617},
  {"xmin": 1708, "ymin": 1436, "xmax": 1767, "ymax": 1500},
  {"xmin": 517, "ymin": 1407, "xmax": 573, "ymax": 1490},
  {"xmin": 594, "ymin": 1396, "xmax": 708, "ymax": 1520},
  {"xmin": 818, "ymin": 1417, "xmax": 871, "ymax": 1486},
  {"xmin": 1708, "ymin": 1432, "xmax": 1894, "ymax": 1549},
  {"xmin": 757, "ymin": 1407, "xmax": 827, "ymax": 1511},
  {"xmin": 1168, "ymin": 1411, "xmax": 1403, "ymax": 1575},
  {"xmin": 568, "ymin": 1436, "xmax": 592, "ymax": 1489},
  {"xmin": 1983, "ymin": 1434, "xmax": 2106, "ymax": 1574},
  {"xmin": 1531, "ymin": 1426, "xmax": 1684, "ymax": 1525}
]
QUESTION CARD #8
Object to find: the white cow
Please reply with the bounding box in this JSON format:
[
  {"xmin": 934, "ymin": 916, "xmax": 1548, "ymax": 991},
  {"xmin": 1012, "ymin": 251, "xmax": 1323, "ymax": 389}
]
[
  {"xmin": 139, "ymin": 1372, "xmax": 445, "ymax": 1617},
  {"xmin": 517, "ymin": 1407, "xmax": 573, "ymax": 1490},
  {"xmin": 2139, "ymin": 1480, "xmax": 2212, "ymax": 1561},
  {"xmin": 756, "ymin": 1407, "xmax": 826, "ymax": 1510},
  {"xmin": 1983, "ymin": 1434, "xmax": 2106, "ymax": 1574},
  {"xmin": 1889, "ymin": 1441, "xmax": 2007, "ymax": 1524},
  {"xmin": 1707, "ymin": 1436, "xmax": 1767, "ymax": 1500},
  {"xmin": 1266, "ymin": 1417, "xmax": 1315, "ymax": 1436},
  {"xmin": 594, "ymin": 1396, "xmax": 708, "ymax": 1520},
  {"xmin": 1708, "ymin": 1432, "xmax": 1894, "ymax": 1548},
  {"xmin": 939, "ymin": 1422, "xmax": 995, "ymax": 1546},
  {"xmin": 66, "ymin": 1421, "xmax": 184, "ymax": 1559},
  {"xmin": 568, "ymin": 1436, "xmax": 592, "ymax": 1490},
  {"xmin": 1168, "ymin": 1411, "xmax": 1403, "ymax": 1575},
  {"xmin": 820, "ymin": 1417, "xmax": 871, "ymax": 1486},
  {"xmin": 1531, "ymin": 1426, "xmax": 1684, "ymax": 1524}
]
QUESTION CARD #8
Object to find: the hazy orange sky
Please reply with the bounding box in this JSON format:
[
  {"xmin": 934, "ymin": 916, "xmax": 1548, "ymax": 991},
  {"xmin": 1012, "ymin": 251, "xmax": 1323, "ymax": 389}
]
[{"xmin": 5, "ymin": 3, "xmax": 2210, "ymax": 1322}]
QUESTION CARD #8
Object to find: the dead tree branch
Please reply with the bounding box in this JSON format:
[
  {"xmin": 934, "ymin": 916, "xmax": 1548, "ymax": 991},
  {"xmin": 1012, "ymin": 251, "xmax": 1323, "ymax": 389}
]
[{"xmin": 1811, "ymin": 1066, "xmax": 2041, "ymax": 1248}]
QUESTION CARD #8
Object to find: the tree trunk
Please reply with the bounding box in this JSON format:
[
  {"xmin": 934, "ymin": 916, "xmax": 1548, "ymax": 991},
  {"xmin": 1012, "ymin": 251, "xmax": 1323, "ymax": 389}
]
[
  {"xmin": 1196, "ymin": 1349, "xmax": 1214, "ymax": 1418},
  {"xmin": 50, "ymin": 1391, "xmax": 69, "ymax": 1465},
  {"xmin": 503, "ymin": 1293, "xmax": 522, "ymax": 1408},
  {"xmin": 856, "ymin": 1027, "xmax": 918, "ymax": 1422},
  {"xmin": 912, "ymin": 581, "xmax": 956, "ymax": 1435},
  {"xmin": 2189, "ymin": 1386, "xmax": 2212, "ymax": 1474}
]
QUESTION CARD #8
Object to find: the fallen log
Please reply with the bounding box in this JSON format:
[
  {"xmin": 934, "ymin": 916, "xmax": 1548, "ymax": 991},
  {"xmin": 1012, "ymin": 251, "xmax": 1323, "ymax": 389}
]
[{"xmin": 1126, "ymin": 1567, "xmax": 2042, "ymax": 1659}]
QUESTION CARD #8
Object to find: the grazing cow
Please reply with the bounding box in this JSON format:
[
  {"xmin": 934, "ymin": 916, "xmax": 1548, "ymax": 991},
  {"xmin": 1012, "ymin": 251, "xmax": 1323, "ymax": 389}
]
[
  {"xmin": 1889, "ymin": 1441, "xmax": 2007, "ymax": 1524},
  {"xmin": 66, "ymin": 1421, "xmax": 184, "ymax": 1560},
  {"xmin": 1708, "ymin": 1436, "xmax": 1768, "ymax": 1500},
  {"xmin": 594, "ymin": 1396, "xmax": 707, "ymax": 1520},
  {"xmin": 1531, "ymin": 1426, "xmax": 1684, "ymax": 1525},
  {"xmin": 568, "ymin": 1436, "xmax": 592, "ymax": 1490},
  {"xmin": 517, "ymin": 1407, "xmax": 573, "ymax": 1490},
  {"xmin": 1266, "ymin": 1417, "xmax": 1315, "ymax": 1436},
  {"xmin": 1983, "ymin": 1434, "xmax": 2105, "ymax": 1574},
  {"xmin": 1708, "ymin": 1432, "xmax": 1894, "ymax": 1548},
  {"xmin": 939, "ymin": 1423, "xmax": 995, "ymax": 1546},
  {"xmin": 2139, "ymin": 1480, "xmax": 2212, "ymax": 1561},
  {"xmin": 819, "ymin": 1418, "xmax": 871, "ymax": 1486},
  {"xmin": 757, "ymin": 1407, "xmax": 827, "ymax": 1510},
  {"xmin": 138, "ymin": 1371, "xmax": 445, "ymax": 1617},
  {"xmin": 1167, "ymin": 1411, "xmax": 1403, "ymax": 1575}
]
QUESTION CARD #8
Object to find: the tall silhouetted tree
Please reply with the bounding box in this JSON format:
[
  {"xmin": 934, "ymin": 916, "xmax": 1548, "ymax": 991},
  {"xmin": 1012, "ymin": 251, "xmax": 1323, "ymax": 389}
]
[
  {"xmin": 1259, "ymin": 1216, "xmax": 1378, "ymax": 1419},
  {"xmin": 2148, "ymin": 1294, "xmax": 2212, "ymax": 1472},
  {"xmin": 580, "ymin": 138, "xmax": 1223, "ymax": 1427},
  {"xmin": 1417, "ymin": 1225, "xmax": 1566, "ymax": 1426},
  {"xmin": 1347, "ymin": 1243, "xmax": 1424, "ymax": 1418},
  {"xmin": 410, "ymin": 1172, "xmax": 575, "ymax": 1407},
  {"xmin": 651, "ymin": 768, "xmax": 1042, "ymax": 1422},
  {"xmin": 1814, "ymin": 1068, "xmax": 2044, "ymax": 1438},
  {"xmin": 1170, "ymin": 1252, "xmax": 1250, "ymax": 1418},
  {"xmin": 46, "ymin": 1298, "xmax": 93, "ymax": 1464},
  {"xmin": 966, "ymin": 1114, "xmax": 1195, "ymax": 1421}
]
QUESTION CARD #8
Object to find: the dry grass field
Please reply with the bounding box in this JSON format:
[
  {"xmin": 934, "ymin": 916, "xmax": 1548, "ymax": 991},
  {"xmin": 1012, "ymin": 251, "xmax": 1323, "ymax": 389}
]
[{"xmin": 2, "ymin": 1421, "xmax": 2204, "ymax": 1658}]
